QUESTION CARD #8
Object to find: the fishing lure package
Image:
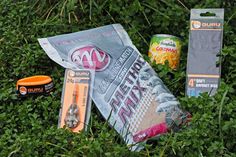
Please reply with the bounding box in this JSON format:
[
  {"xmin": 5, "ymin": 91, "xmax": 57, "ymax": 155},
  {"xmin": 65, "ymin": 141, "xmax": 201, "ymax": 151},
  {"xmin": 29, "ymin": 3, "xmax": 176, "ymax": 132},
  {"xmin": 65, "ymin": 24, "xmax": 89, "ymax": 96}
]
[
  {"xmin": 186, "ymin": 9, "xmax": 224, "ymax": 96},
  {"xmin": 38, "ymin": 24, "xmax": 190, "ymax": 151},
  {"xmin": 58, "ymin": 68, "xmax": 94, "ymax": 132}
]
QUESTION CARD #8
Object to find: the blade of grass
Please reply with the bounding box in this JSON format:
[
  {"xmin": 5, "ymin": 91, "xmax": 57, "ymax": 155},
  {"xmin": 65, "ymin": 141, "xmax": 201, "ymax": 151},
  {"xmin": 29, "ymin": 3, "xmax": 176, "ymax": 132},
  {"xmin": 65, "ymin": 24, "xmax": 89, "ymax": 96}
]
[
  {"xmin": 55, "ymin": 154, "xmax": 70, "ymax": 157},
  {"xmin": 199, "ymin": 149, "xmax": 204, "ymax": 157},
  {"xmin": 88, "ymin": 109, "xmax": 94, "ymax": 137},
  {"xmin": 92, "ymin": 0, "xmax": 99, "ymax": 9},
  {"xmin": 219, "ymin": 89, "xmax": 228, "ymax": 141},
  {"xmin": 105, "ymin": 109, "xmax": 113, "ymax": 126},
  {"xmin": 226, "ymin": 10, "xmax": 236, "ymax": 24},
  {"xmin": 159, "ymin": 0, "xmax": 174, "ymax": 8},
  {"xmin": 99, "ymin": 0, "xmax": 109, "ymax": 10},
  {"xmin": 45, "ymin": 2, "xmax": 60, "ymax": 21},
  {"xmin": 31, "ymin": 0, "xmax": 40, "ymax": 10},
  {"xmin": 137, "ymin": 0, "xmax": 151, "ymax": 27},
  {"xmin": 78, "ymin": 0, "xmax": 85, "ymax": 13},
  {"xmin": 105, "ymin": 10, "xmax": 116, "ymax": 23},
  {"xmin": 145, "ymin": 146, "xmax": 151, "ymax": 157},
  {"xmin": 46, "ymin": 142, "xmax": 68, "ymax": 152},
  {"xmin": 159, "ymin": 133, "xmax": 173, "ymax": 157},
  {"xmin": 176, "ymin": 0, "xmax": 189, "ymax": 12},
  {"xmin": 89, "ymin": 0, "xmax": 92, "ymax": 20},
  {"xmin": 34, "ymin": 0, "xmax": 46, "ymax": 14},
  {"xmin": 72, "ymin": 12, "xmax": 79, "ymax": 23},
  {"xmin": 68, "ymin": 12, "xmax": 71, "ymax": 24},
  {"xmin": 142, "ymin": 2, "xmax": 170, "ymax": 19},
  {"xmin": 8, "ymin": 147, "xmax": 21, "ymax": 157},
  {"xmin": 142, "ymin": 11, "xmax": 151, "ymax": 26},
  {"xmin": 60, "ymin": 0, "xmax": 68, "ymax": 17},
  {"xmin": 129, "ymin": 23, "xmax": 149, "ymax": 47}
]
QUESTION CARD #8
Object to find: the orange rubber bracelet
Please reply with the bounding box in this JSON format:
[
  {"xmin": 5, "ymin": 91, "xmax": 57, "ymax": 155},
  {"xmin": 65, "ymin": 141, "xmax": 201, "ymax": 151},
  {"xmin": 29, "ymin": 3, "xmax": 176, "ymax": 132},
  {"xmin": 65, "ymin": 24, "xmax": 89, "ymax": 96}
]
[{"xmin": 16, "ymin": 75, "xmax": 54, "ymax": 96}]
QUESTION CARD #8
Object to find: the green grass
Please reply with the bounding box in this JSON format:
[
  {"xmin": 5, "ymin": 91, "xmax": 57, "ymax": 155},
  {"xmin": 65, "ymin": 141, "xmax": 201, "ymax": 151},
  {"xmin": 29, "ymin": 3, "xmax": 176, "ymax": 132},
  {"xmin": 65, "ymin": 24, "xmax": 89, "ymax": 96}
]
[{"xmin": 0, "ymin": 0, "xmax": 236, "ymax": 156}]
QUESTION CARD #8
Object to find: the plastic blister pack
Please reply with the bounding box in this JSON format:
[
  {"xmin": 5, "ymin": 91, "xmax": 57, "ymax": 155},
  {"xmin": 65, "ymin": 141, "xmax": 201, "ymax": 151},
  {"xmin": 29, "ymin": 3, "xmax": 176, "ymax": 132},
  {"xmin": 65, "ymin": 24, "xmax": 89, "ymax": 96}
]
[{"xmin": 58, "ymin": 68, "xmax": 94, "ymax": 132}]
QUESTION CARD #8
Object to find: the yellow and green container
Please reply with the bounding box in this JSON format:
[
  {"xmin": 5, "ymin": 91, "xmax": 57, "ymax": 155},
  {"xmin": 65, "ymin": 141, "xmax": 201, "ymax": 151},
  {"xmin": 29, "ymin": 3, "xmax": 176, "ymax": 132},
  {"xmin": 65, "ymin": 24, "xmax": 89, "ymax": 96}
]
[{"xmin": 148, "ymin": 34, "xmax": 182, "ymax": 69}]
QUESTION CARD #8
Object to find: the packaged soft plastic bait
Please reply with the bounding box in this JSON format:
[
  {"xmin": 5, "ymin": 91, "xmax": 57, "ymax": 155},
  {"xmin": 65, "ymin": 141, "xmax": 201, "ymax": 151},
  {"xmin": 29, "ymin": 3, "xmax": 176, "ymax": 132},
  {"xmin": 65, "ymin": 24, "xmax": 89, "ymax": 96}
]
[{"xmin": 38, "ymin": 24, "xmax": 190, "ymax": 151}]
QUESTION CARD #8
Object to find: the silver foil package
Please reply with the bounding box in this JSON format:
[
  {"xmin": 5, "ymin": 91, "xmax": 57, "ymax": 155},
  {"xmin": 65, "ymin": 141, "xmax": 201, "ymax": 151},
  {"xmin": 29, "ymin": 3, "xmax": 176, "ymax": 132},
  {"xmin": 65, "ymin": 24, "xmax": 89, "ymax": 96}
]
[{"xmin": 38, "ymin": 24, "xmax": 190, "ymax": 151}]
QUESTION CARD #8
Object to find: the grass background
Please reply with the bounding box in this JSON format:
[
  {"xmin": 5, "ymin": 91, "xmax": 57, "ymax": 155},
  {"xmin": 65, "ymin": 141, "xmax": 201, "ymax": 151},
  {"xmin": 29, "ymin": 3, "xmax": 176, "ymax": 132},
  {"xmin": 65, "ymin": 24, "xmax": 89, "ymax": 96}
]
[{"xmin": 0, "ymin": 0, "xmax": 236, "ymax": 156}]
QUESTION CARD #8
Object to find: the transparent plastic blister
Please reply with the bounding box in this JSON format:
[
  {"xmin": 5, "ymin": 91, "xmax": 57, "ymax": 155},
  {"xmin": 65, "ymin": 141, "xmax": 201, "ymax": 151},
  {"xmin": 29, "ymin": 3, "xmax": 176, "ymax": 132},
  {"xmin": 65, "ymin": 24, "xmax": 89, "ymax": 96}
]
[{"xmin": 58, "ymin": 66, "xmax": 95, "ymax": 132}]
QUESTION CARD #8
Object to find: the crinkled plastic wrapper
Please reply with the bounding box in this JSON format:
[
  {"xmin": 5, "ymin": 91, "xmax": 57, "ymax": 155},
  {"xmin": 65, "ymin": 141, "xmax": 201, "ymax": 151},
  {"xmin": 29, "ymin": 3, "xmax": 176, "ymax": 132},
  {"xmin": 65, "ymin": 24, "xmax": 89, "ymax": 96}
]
[{"xmin": 38, "ymin": 24, "xmax": 190, "ymax": 151}]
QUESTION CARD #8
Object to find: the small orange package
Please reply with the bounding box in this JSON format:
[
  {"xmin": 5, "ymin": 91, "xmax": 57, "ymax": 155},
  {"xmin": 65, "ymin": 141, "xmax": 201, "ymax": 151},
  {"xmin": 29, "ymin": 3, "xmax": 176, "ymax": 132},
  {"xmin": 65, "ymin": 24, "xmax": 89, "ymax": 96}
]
[{"xmin": 58, "ymin": 68, "xmax": 94, "ymax": 132}]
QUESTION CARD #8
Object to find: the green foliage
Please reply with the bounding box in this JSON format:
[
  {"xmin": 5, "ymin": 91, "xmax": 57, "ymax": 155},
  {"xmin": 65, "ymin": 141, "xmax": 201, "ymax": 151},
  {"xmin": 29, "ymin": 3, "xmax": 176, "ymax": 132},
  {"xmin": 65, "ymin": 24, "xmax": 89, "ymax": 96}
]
[{"xmin": 0, "ymin": 0, "xmax": 236, "ymax": 156}]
